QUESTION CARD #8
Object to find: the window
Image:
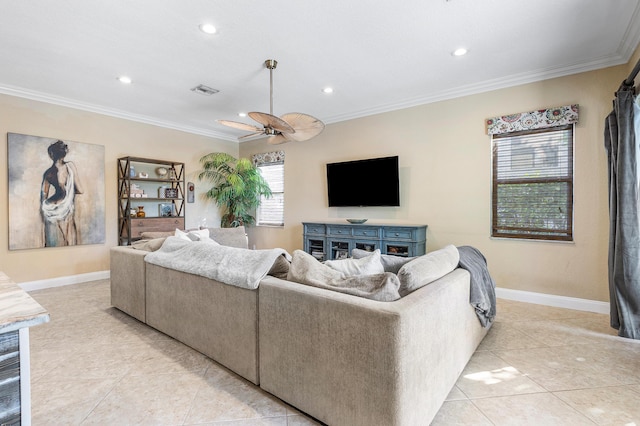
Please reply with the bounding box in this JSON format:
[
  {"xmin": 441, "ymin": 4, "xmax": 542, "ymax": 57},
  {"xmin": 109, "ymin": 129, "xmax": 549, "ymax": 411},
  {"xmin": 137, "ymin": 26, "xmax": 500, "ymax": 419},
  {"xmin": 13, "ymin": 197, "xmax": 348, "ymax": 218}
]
[
  {"xmin": 253, "ymin": 151, "xmax": 285, "ymax": 227},
  {"xmin": 492, "ymin": 124, "xmax": 574, "ymax": 241}
]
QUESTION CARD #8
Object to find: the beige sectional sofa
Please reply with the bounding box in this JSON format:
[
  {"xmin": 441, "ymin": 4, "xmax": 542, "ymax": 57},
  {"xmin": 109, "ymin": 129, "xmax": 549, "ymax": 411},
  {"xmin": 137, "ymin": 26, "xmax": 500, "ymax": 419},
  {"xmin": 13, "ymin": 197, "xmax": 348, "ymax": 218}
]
[{"xmin": 110, "ymin": 230, "xmax": 490, "ymax": 425}]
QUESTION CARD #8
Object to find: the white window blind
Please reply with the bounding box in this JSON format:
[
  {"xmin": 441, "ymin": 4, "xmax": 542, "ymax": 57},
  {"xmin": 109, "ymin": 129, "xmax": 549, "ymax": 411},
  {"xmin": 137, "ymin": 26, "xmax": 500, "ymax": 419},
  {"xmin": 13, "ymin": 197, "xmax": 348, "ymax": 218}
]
[
  {"xmin": 257, "ymin": 163, "xmax": 284, "ymax": 226},
  {"xmin": 492, "ymin": 124, "xmax": 574, "ymax": 241}
]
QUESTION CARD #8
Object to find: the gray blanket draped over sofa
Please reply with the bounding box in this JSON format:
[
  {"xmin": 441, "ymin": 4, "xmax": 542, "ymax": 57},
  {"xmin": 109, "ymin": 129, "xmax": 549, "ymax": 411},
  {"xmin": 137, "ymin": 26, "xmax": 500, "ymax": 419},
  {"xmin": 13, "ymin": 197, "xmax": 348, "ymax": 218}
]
[
  {"xmin": 144, "ymin": 236, "xmax": 290, "ymax": 290},
  {"xmin": 457, "ymin": 245, "xmax": 497, "ymax": 327}
]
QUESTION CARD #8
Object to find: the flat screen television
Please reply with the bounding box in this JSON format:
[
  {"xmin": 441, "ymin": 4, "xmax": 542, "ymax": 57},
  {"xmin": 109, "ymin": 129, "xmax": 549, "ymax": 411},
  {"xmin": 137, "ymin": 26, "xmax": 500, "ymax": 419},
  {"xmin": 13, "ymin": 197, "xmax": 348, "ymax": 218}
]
[{"xmin": 326, "ymin": 156, "xmax": 400, "ymax": 207}]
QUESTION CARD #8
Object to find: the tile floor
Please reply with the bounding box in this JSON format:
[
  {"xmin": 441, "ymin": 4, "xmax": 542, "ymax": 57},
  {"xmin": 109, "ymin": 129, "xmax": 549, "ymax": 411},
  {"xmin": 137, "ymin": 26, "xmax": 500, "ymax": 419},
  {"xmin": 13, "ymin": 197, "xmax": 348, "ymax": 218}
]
[{"xmin": 28, "ymin": 279, "xmax": 640, "ymax": 425}]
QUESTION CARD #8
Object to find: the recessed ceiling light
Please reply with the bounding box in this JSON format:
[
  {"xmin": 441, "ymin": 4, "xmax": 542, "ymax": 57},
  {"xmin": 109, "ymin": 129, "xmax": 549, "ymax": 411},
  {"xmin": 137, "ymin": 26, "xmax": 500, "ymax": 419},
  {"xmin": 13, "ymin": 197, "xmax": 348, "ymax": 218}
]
[
  {"xmin": 322, "ymin": 87, "xmax": 334, "ymax": 94},
  {"xmin": 199, "ymin": 23, "xmax": 217, "ymax": 34},
  {"xmin": 118, "ymin": 76, "xmax": 132, "ymax": 84},
  {"xmin": 238, "ymin": 112, "xmax": 247, "ymax": 117},
  {"xmin": 452, "ymin": 48, "xmax": 468, "ymax": 56}
]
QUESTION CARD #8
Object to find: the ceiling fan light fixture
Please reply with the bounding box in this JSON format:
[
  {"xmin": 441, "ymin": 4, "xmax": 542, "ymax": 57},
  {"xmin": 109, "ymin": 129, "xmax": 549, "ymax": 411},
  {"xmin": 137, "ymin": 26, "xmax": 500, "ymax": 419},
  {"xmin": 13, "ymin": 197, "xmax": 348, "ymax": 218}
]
[{"xmin": 217, "ymin": 59, "xmax": 325, "ymax": 143}]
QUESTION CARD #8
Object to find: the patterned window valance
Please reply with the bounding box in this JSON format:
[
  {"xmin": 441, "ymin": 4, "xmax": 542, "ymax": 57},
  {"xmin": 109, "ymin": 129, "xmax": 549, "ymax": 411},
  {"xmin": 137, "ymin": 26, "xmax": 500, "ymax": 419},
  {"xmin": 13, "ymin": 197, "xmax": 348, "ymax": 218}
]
[
  {"xmin": 485, "ymin": 104, "xmax": 579, "ymax": 135},
  {"xmin": 252, "ymin": 150, "xmax": 285, "ymax": 166}
]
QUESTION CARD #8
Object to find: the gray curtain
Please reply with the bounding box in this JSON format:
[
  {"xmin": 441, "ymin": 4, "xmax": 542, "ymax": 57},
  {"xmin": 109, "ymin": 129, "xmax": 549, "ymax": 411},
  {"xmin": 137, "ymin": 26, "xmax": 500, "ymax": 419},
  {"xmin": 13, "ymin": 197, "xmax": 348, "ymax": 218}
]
[{"xmin": 605, "ymin": 86, "xmax": 640, "ymax": 339}]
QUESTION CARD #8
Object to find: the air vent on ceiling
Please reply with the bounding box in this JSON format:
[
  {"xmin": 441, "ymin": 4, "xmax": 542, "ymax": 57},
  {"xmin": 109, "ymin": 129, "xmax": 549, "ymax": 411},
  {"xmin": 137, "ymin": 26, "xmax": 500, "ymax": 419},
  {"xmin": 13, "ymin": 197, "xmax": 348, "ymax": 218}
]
[{"xmin": 191, "ymin": 84, "xmax": 219, "ymax": 96}]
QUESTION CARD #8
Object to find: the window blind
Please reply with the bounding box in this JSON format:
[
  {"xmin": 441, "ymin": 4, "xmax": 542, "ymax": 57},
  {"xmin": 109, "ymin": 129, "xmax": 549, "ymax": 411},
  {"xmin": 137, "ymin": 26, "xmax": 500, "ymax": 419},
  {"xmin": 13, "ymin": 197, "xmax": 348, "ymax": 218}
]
[
  {"xmin": 257, "ymin": 163, "xmax": 284, "ymax": 226},
  {"xmin": 492, "ymin": 124, "xmax": 574, "ymax": 241}
]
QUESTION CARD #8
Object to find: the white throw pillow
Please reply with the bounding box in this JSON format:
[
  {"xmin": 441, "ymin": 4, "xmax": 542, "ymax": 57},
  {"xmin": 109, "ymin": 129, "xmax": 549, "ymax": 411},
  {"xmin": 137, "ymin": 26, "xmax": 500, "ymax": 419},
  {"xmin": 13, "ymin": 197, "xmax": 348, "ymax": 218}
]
[
  {"xmin": 324, "ymin": 249, "xmax": 384, "ymax": 276},
  {"xmin": 175, "ymin": 228, "xmax": 211, "ymax": 242},
  {"xmin": 174, "ymin": 228, "xmax": 191, "ymax": 241},
  {"xmin": 397, "ymin": 245, "xmax": 459, "ymax": 297}
]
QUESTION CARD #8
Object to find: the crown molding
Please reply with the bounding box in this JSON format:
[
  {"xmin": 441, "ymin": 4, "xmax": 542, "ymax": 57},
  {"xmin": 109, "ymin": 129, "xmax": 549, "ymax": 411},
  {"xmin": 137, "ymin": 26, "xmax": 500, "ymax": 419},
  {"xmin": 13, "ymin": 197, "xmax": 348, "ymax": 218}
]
[
  {"xmin": 0, "ymin": 84, "xmax": 238, "ymax": 142},
  {"xmin": 323, "ymin": 53, "xmax": 632, "ymax": 125}
]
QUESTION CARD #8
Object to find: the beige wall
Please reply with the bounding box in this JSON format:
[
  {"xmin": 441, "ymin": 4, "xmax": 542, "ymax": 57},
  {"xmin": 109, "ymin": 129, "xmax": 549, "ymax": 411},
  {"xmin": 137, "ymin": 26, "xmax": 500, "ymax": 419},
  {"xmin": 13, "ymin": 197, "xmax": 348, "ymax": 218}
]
[
  {"xmin": 0, "ymin": 94, "xmax": 236, "ymax": 283},
  {"xmin": 240, "ymin": 61, "xmax": 632, "ymax": 302},
  {"xmin": 1, "ymin": 53, "xmax": 636, "ymax": 301}
]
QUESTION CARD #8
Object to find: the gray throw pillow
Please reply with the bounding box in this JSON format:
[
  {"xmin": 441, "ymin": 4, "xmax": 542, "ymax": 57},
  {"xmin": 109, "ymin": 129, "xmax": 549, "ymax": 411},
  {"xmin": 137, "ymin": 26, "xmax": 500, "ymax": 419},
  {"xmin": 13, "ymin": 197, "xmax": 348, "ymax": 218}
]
[
  {"xmin": 396, "ymin": 245, "xmax": 459, "ymax": 297},
  {"xmin": 352, "ymin": 248, "xmax": 415, "ymax": 274},
  {"xmin": 268, "ymin": 254, "xmax": 291, "ymax": 279}
]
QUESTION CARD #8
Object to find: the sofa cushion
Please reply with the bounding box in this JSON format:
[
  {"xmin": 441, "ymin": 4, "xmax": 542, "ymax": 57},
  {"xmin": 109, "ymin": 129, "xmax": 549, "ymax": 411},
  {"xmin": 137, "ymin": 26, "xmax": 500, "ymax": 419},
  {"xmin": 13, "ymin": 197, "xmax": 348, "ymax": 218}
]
[
  {"xmin": 207, "ymin": 226, "xmax": 249, "ymax": 249},
  {"xmin": 352, "ymin": 248, "xmax": 416, "ymax": 274},
  {"xmin": 397, "ymin": 245, "xmax": 459, "ymax": 297},
  {"xmin": 287, "ymin": 250, "xmax": 400, "ymax": 302},
  {"xmin": 325, "ymin": 249, "xmax": 384, "ymax": 276}
]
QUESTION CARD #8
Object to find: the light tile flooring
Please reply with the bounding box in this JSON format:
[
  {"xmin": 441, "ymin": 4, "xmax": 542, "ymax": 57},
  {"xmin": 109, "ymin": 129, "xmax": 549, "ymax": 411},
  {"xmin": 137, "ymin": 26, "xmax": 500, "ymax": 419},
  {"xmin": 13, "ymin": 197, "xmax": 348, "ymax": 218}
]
[{"xmin": 28, "ymin": 280, "xmax": 640, "ymax": 425}]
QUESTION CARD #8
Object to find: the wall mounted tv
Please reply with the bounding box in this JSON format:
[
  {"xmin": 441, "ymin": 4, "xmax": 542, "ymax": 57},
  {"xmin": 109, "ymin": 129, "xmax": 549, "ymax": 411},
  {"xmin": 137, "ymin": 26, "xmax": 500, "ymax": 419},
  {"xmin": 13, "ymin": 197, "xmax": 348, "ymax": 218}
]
[{"xmin": 326, "ymin": 156, "xmax": 400, "ymax": 207}]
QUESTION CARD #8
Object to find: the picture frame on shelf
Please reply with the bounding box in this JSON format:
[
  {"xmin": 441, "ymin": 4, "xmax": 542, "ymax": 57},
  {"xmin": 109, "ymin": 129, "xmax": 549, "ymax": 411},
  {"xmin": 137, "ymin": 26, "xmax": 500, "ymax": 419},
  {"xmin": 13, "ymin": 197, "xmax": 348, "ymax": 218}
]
[
  {"xmin": 159, "ymin": 203, "xmax": 174, "ymax": 217},
  {"xmin": 165, "ymin": 188, "xmax": 179, "ymax": 198}
]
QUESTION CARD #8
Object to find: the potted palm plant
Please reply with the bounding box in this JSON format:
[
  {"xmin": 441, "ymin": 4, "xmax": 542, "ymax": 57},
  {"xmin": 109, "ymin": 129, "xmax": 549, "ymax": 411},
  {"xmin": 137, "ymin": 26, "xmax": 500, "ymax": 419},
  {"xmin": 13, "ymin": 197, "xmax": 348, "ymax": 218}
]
[{"xmin": 198, "ymin": 152, "xmax": 272, "ymax": 228}]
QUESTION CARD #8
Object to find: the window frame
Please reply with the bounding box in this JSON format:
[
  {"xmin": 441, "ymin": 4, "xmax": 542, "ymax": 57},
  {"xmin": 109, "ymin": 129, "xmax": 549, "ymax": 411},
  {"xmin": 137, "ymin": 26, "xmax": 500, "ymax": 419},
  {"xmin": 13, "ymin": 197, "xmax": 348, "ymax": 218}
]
[
  {"xmin": 256, "ymin": 162, "xmax": 284, "ymax": 227},
  {"xmin": 491, "ymin": 124, "xmax": 575, "ymax": 242}
]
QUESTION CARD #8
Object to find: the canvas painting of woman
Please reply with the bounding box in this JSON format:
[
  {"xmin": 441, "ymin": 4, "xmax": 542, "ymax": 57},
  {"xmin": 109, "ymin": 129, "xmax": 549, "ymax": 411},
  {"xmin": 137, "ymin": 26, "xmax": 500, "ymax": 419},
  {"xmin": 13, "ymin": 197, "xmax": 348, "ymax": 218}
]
[{"xmin": 8, "ymin": 133, "xmax": 105, "ymax": 250}]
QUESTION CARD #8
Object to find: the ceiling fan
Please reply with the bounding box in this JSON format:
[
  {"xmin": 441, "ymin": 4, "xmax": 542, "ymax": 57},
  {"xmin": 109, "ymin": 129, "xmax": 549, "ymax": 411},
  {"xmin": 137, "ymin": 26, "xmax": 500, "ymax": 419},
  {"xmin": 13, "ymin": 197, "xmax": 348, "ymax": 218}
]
[{"xmin": 218, "ymin": 59, "xmax": 325, "ymax": 144}]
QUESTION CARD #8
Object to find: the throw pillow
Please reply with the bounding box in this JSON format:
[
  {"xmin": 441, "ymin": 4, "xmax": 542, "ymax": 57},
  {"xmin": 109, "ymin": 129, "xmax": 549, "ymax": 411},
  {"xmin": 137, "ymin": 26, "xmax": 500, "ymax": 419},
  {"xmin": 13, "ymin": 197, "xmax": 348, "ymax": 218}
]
[
  {"xmin": 397, "ymin": 244, "xmax": 460, "ymax": 297},
  {"xmin": 140, "ymin": 231, "xmax": 173, "ymax": 239},
  {"xmin": 174, "ymin": 228, "xmax": 192, "ymax": 241},
  {"xmin": 268, "ymin": 253, "xmax": 291, "ymax": 279},
  {"xmin": 175, "ymin": 228, "xmax": 210, "ymax": 241},
  {"xmin": 324, "ymin": 249, "xmax": 384, "ymax": 276},
  {"xmin": 352, "ymin": 248, "xmax": 416, "ymax": 274},
  {"xmin": 287, "ymin": 250, "xmax": 400, "ymax": 302},
  {"xmin": 131, "ymin": 237, "xmax": 166, "ymax": 251}
]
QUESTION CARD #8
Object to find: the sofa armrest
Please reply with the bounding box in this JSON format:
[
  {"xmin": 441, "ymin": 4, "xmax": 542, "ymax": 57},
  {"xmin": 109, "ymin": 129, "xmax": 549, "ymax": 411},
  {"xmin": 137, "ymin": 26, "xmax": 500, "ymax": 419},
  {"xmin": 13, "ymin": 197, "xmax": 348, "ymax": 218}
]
[
  {"xmin": 258, "ymin": 269, "xmax": 487, "ymax": 425},
  {"xmin": 110, "ymin": 246, "xmax": 148, "ymax": 322}
]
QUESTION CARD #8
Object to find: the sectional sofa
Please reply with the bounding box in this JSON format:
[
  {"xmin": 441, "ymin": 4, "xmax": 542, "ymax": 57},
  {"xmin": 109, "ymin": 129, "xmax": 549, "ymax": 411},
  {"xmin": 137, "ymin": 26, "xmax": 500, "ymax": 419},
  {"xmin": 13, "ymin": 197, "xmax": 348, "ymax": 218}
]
[{"xmin": 109, "ymin": 227, "xmax": 490, "ymax": 425}]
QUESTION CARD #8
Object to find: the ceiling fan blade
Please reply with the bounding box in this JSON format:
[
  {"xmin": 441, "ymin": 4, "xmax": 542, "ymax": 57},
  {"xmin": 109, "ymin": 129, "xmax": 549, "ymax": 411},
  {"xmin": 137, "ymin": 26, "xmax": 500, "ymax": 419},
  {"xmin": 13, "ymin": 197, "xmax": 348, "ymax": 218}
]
[
  {"xmin": 280, "ymin": 113, "xmax": 325, "ymax": 141},
  {"xmin": 217, "ymin": 119, "xmax": 262, "ymax": 132},
  {"xmin": 238, "ymin": 131, "xmax": 266, "ymax": 140},
  {"xmin": 248, "ymin": 112, "xmax": 295, "ymax": 133},
  {"xmin": 268, "ymin": 133, "xmax": 293, "ymax": 145}
]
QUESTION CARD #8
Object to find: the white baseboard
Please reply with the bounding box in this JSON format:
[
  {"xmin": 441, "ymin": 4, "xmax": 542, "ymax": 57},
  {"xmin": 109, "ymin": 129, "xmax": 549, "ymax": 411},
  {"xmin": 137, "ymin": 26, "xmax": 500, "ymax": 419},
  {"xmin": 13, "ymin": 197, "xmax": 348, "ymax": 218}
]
[
  {"xmin": 19, "ymin": 270, "xmax": 110, "ymax": 292},
  {"xmin": 17, "ymin": 271, "xmax": 609, "ymax": 315},
  {"xmin": 496, "ymin": 287, "xmax": 609, "ymax": 314}
]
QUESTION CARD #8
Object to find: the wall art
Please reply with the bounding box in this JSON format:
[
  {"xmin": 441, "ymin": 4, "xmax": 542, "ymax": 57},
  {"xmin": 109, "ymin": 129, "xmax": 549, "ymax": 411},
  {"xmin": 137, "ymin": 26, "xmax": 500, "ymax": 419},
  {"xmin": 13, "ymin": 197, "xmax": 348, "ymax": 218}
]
[{"xmin": 7, "ymin": 133, "xmax": 105, "ymax": 250}]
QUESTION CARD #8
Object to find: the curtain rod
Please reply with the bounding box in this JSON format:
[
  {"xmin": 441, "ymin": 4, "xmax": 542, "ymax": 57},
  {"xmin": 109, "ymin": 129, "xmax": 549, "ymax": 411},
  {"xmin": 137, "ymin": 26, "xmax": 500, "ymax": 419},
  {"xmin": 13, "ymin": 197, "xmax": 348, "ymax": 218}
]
[{"xmin": 623, "ymin": 56, "xmax": 640, "ymax": 86}]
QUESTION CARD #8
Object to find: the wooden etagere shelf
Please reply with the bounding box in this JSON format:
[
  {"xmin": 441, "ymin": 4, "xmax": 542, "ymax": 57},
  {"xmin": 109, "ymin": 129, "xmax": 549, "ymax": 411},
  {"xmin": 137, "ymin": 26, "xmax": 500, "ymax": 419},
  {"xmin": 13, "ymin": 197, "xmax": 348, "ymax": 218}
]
[{"xmin": 117, "ymin": 156, "xmax": 185, "ymax": 246}]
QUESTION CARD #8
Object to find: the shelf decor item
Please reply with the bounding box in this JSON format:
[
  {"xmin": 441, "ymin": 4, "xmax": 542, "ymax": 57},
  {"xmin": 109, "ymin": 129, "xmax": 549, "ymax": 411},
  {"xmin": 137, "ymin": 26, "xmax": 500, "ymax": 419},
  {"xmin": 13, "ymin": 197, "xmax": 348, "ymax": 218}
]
[
  {"xmin": 156, "ymin": 167, "xmax": 168, "ymax": 178},
  {"xmin": 165, "ymin": 188, "xmax": 178, "ymax": 198},
  {"xmin": 136, "ymin": 206, "xmax": 145, "ymax": 218},
  {"xmin": 159, "ymin": 203, "xmax": 173, "ymax": 217},
  {"xmin": 168, "ymin": 167, "xmax": 177, "ymax": 180},
  {"xmin": 346, "ymin": 219, "xmax": 368, "ymax": 224}
]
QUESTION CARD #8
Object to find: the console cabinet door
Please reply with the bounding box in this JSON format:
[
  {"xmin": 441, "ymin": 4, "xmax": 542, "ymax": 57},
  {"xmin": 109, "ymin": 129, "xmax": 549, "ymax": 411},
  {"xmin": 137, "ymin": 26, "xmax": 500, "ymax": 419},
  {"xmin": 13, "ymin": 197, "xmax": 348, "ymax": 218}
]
[{"xmin": 327, "ymin": 238, "xmax": 352, "ymax": 260}]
